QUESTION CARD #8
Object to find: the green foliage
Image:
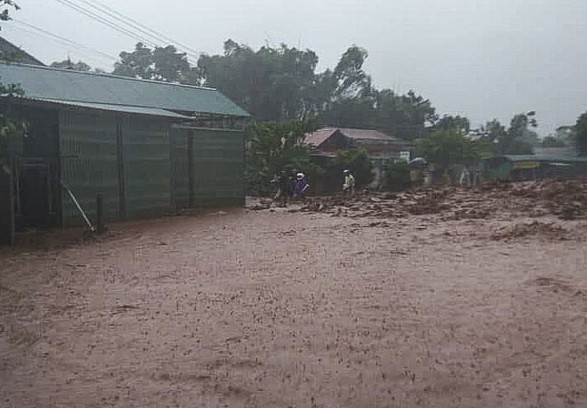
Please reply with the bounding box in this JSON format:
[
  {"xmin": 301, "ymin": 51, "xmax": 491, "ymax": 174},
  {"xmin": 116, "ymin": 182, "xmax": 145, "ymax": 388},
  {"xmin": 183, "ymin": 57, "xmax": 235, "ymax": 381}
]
[
  {"xmin": 0, "ymin": 77, "xmax": 26, "ymax": 165},
  {"xmin": 0, "ymin": 1, "xmax": 19, "ymax": 24},
  {"xmin": 0, "ymin": 114, "xmax": 27, "ymax": 165},
  {"xmin": 50, "ymin": 59, "xmax": 92, "ymax": 71},
  {"xmin": 113, "ymin": 42, "xmax": 199, "ymax": 84},
  {"xmin": 245, "ymin": 118, "xmax": 319, "ymax": 195},
  {"xmin": 481, "ymin": 112, "xmax": 538, "ymax": 155},
  {"xmin": 386, "ymin": 161, "xmax": 411, "ymax": 191},
  {"xmin": 433, "ymin": 115, "xmax": 470, "ymax": 134},
  {"xmin": 0, "ymin": 0, "xmax": 26, "ymax": 166},
  {"xmin": 541, "ymin": 136, "xmax": 566, "ymax": 148},
  {"xmin": 198, "ymin": 40, "xmax": 319, "ymax": 121},
  {"xmin": 333, "ymin": 148, "xmax": 373, "ymax": 187},
  {"xmin": 108, "ymin": 40, "xmax": 439, "ymax": 137},
  {"xmin": 501, "ymin": 112, "xmax": 537, "ymax": 154},
  {"xmin": 332, "ymin": 45, "xmax": 372, "ymax": 99},
  {"xmin": 576, "ymin": 111, "xmax": 587, "ymax": 156},
  {"xmin": 415, "ymin": 129, "xmax": 490, "ymax": 174}
]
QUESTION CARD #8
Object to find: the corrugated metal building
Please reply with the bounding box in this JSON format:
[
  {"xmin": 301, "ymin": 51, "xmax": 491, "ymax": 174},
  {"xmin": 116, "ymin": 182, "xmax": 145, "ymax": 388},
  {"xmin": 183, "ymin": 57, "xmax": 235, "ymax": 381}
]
[
  {"xmin": 483, "ymin": 155, "xmax": 587, "ymax": 181},
  {"xmin": 0, "ymin": 62, "xmax": 249, "ymax": 244}
]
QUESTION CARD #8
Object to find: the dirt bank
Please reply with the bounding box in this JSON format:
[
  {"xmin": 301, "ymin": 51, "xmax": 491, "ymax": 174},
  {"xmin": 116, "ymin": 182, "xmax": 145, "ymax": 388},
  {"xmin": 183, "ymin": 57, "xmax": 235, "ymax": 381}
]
[{"xmin": 1, "ymin": 180, "xmax": 587, "ymax": 407}]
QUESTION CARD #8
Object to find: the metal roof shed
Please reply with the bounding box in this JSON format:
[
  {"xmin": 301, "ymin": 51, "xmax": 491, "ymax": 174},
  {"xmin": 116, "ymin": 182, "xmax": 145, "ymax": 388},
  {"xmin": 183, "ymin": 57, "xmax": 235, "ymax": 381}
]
[{"xmin": 0, "ymin": 63, "xmax": 249, "ymax": 238}]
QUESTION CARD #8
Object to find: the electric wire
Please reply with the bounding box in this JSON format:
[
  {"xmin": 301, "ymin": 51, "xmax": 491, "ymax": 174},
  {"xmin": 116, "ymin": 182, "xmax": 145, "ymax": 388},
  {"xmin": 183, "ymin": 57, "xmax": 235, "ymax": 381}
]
[
  {"xmin": 51, "ymin": 0, "xmax": 199, "ymax": 65},
  {"xmin": 12, "ymin": 19, "xmax": 117, "ymax": 61},
  {"xmin": 74, "ymin": 0, "xmax": 200, "ymax": 60}
]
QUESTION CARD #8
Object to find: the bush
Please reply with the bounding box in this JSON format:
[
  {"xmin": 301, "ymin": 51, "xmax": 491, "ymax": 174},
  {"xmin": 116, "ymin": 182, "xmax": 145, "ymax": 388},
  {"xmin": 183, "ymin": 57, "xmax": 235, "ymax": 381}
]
[
  {"xmin": 386, "ymin": 161, "xmax": 411, "ymax": 191},
  {"xmin": 541, "ymin": 136, "xmax": 566, "ymax": 148},
  {"xmin": 333, "ymin": 148, "xmax": 373, "ymax": 188},
  {"xmin": 244, "ymin": 119, "xmax": 320, "ymax": 196}
]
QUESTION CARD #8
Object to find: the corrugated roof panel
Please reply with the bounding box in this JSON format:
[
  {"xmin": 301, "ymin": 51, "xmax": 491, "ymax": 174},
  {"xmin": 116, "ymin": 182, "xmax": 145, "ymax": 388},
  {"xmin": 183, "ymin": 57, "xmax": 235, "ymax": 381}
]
[
  {"xmin": 0, "ymin": 62, "xmax": 249, "ymax": 117},
  {"xmin": 338, "ymin": 128, "xmax": 396, "ymax": 141},
  {"xmin": 502, "ymin": 155, "xmax": 587, "ymax": 163},
  {"xmin": 35, "ymin": 98, "xmax": 193, "ymax": 119},
  {"xmin": 304, "ymin": 128, "xmax": 338, "ymax": 147},
  {"xmin": 304, "ymin": 127, "xmax": 397, "ymax": 148}
]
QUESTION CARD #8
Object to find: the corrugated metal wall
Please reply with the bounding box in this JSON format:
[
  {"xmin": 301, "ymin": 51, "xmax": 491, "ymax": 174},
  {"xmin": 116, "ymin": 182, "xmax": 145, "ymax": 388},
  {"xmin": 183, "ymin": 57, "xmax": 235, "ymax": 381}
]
[
  {"xmin": 170, "ymin": 129, "xmax": 190, "ymax": 211},
  {"xmin": 59, "ymin": 111, "xmax": 244, "ymax": 227},
  {"xmin": 122, "ymin": 117, "xmax": 171, "ymax": 219},
  {"xmin": 0, "ymin": 168, "xmax": 13, "ymax": 245},
  {"xmin": 191, "ymin": 128, "xmax": 244, "ymax": 207},
  {"xmin": 60, "ymin": 110, "xmax": 119, "ymax": 227}
]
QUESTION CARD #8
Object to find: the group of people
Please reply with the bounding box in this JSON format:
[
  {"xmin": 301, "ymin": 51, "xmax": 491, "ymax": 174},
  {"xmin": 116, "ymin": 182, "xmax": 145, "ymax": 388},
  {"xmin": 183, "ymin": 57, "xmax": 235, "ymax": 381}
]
[
  {"xmin": 272, "ymin": 169, "xmax": 310, "ymax": 206},
  {"xmin": 272, "ymin": 168, "xmax": 356, "ymax": 206}
]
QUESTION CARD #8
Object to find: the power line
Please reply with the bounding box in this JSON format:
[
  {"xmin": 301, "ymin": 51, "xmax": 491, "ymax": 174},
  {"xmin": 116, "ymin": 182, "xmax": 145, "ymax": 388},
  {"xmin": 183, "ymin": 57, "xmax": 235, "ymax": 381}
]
[
  {"xmin": 75, "ymin": 0, "xmax": 200, "ymax": 60},
  {"xmin": 52, "ymin": 0, "xmax": 158, "ymax": 47},
  {"xmin": 51, "ymin": 0, "xmax": 199, "ymax": 65},
  {"xmin": 11, "ymin": 20, "xmax": 118, "ymax": 62}
]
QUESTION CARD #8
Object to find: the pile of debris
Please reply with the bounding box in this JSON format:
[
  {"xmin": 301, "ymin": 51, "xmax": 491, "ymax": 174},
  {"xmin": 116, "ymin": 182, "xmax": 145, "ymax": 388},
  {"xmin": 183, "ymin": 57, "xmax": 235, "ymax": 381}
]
[
  {"xmin": 511, "ymin": 179, "xmax": 587, "ymax": 220},
  {"xmin": 295, "ymin": 178, "xmax": 587, "ymax": 221}
]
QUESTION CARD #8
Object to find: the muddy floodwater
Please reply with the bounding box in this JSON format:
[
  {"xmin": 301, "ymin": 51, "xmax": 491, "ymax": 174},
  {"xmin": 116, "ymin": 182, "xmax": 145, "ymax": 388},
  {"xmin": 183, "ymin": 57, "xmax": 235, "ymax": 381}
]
[{"xmin": 1, "ymin": 184, "xmax": 587, "ymax": 407}]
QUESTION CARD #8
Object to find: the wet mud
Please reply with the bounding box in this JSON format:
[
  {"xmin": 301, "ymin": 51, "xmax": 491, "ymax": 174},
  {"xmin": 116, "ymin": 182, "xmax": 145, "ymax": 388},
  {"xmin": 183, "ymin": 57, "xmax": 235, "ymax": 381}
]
[{"xmin": 1, "ymin": 180, "xmax": 587, "ymax": 407}]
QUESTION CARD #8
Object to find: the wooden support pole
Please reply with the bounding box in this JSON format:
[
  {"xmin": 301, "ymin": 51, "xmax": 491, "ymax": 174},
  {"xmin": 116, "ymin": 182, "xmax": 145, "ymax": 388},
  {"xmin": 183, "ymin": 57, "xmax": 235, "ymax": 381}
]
[{"xmin": 96, "ymin": 192, "xmax": 104, "ymax": 233}]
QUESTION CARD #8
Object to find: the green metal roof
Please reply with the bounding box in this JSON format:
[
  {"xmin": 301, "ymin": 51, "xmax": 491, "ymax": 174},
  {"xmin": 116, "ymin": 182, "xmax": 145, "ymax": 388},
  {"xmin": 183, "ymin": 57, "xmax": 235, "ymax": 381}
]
[
  {"xmin": 502, "ymin": 155, "xmax": 587, "ymax": 163},
  {"xmin": 0, "ymin": 62, "xmax": 249, "ymax": 118},
  {"xmin": 34, "ymin": 98, "xmax": 193, "ymax": 119}
]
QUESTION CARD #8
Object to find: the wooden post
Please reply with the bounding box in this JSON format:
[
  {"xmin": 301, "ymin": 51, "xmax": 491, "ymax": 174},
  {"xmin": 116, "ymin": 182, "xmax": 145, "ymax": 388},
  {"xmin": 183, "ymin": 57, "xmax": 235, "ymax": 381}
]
[
  {"xmin": 116, "ymin": 116, "xmax": 126, "ymax": 220},
  {"xmin": 96, "ymin": 192, "xmax": 104, "ymax": 233},
  {"xmin": 188, "ymin": 130, "xmax": 195, "ymax": 207},
  {"xmin": 9, "ymin": 155, "xmax": 16, "ymax": 246}
]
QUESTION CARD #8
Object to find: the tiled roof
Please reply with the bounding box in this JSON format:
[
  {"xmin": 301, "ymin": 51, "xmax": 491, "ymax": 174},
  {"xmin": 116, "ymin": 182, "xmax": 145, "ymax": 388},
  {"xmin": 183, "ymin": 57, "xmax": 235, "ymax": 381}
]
[
  {"xmin": 304, "ymin": 128, "xmax": 338, "ymax": 147},
  {"xmin": 304, "ymin": 127, "xmax": 396, "ymax": 147}
]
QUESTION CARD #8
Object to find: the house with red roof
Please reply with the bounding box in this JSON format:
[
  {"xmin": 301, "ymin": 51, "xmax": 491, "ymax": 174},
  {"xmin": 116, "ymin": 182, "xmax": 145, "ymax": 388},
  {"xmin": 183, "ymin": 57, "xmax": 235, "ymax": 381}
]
[{"xmin": 304, "ymin": 127, "xmax": 411, "ymax": 161}]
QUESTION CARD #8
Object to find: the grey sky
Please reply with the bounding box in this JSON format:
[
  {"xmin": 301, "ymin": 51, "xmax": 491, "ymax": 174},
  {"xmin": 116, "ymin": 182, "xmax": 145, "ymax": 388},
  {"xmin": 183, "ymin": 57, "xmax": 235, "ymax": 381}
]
[{"xmin": 3, "ymin": 0, "xmax": 586, "ymax": 135}]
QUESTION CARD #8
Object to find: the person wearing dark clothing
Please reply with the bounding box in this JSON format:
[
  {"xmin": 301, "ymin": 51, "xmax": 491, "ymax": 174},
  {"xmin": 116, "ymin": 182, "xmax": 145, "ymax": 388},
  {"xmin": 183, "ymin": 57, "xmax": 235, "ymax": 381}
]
[{"xmin": 273, "ymin": 171, "xmax": 289, "ymax": 206}]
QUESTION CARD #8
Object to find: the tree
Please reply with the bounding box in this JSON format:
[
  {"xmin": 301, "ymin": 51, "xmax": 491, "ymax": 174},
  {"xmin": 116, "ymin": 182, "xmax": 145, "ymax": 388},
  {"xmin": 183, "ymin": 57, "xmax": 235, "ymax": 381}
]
[
  {"xmin": 151, "ymin": 45, "xmax": 199, "ymax": 83},
  {"xmin": 554, "ymin": 125, "xmax": 575, "ymax": 147},
  {"xmin": 576, "ymin": 111, "xmax": 587, "ymax": 156},
  {"xmin": 482, "ymin": 119, "xmax": 506, "ymax": 144},
  {"xmin": 333, "ymin": 148, "xmax": 373, "ymax": 188},
  {"xmin": 245, "ymin": 118, "xmax": 319, "ymax": 194},
  {"xmin": 0, "ymin": 1, "xmax": 19, "ymax": 23},
  {"xmin": 499, "ymin": 112, "xmax": 537, "ymax": 154},
  {"xmin": 198, "ymin": 40, "xmax": 319, "ymax": 121},
  {"xmin": 112, "ymin": 42, "xmax": 200, "ymax": 85},
  {"xmin": 316, "ymin": 46, "xmax": 437, "ymax": 138},
  {"xmin": 482, "ymin": 113, "xmax": 537, "ymax": 155},
  {"xmin": 112, "ymin": 42, "xmax": 153, "ymax": 79},
  {"xmin": 0, "ymin": 0, "xmax": 27, "ymax": 166},
  {"xmin": 415, "ymin": 128, "xmax": 491, "ymax": 175},
  {"xmin": 541, "ymin": 136, "xmax": 566, "ymax": 148},
  {"xmin": 332, "ymin": 46, "xmax": 372, "ymax": 100},
  {"xmin": 319, "ymin": 48, "xmax": 375, "ymax": 128},
  {"xmin": 433, "ymin": 115, "xmax": 470, "ymax": 134},
  {"xmin": 50, "ymin": 59, "xmax": 92, "ymax": 71}
]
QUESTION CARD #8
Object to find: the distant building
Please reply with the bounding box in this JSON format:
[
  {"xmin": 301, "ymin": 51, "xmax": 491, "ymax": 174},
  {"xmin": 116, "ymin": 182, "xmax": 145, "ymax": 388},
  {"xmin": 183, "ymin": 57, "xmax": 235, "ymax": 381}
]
[
  {"xmin": 483, "ymin": 155, "xmax": 587, "ymax": 181},
  {"xmin": 304, "ymin": 127, "xmax": 411, "ymax": 162}
]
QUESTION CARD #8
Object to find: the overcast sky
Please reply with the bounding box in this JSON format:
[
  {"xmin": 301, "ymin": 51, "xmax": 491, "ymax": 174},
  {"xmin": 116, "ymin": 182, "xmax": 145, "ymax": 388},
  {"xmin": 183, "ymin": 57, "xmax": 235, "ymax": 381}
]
[{"xmin": 3, "ymin": 0, "xmax": 586, "ymax": 135}]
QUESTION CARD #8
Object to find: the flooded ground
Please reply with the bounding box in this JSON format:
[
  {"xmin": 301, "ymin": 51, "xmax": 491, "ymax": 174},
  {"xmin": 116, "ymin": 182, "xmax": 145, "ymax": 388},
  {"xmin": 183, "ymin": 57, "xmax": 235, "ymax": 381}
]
[{"xmin": 1, "ymin": 181, "xmax": 586, "ymax": 407}]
